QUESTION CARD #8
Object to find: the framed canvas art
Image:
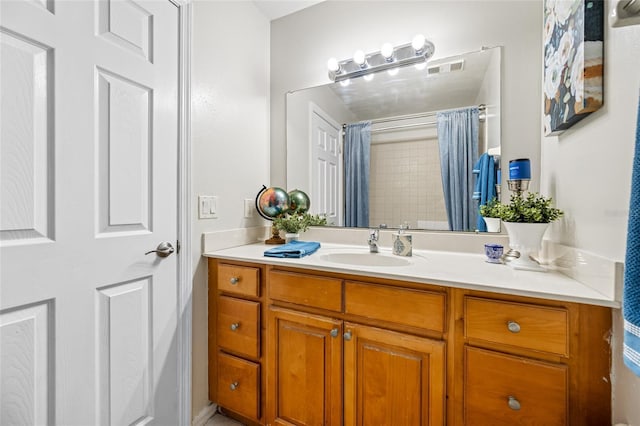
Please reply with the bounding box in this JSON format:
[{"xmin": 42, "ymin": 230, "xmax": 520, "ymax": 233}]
[{"xmin": 543, "ymin": 0, "xmax": 604, "ymax": 136}]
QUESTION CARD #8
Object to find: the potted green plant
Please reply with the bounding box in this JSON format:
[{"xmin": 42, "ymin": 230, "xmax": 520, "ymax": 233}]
[
  {"xmin": 499, "ymin": 192, "xmax": 563, "ymax": 223},
  {"xmin": 479, "ymin": 197, "xmax": 504, "ymax": 232},
  {"xmin": 499, "ymin": 192, "xmax": 563, "ymax": 271},
  {"xmin": 273, "ymin": 212, "xmax": 327, "ymax": 242}
]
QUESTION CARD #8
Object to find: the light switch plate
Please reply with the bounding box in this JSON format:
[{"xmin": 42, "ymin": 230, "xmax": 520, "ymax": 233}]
[
  {"xmin": 244, "ymin": 199, "xmax": 254, "ymax": 218},
  {"xmin": 198, "ymin": 195, "xmax": 218, "ymax": 219}
]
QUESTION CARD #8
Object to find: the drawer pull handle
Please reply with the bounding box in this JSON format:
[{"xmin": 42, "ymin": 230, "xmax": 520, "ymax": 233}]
[
  {"xmin": 507, "ymin": 321, "xmax": 521, "ymax": 333},
  {"xmin": 229, "ymin": 277, "xmax": 239, "ymax": 285},
  {"xmin": 507, "ymin": 396, "xmax": 521, "ymax": 411},
  {"xmin": 230, "ymin": 381, "xmax": 239, "ymax": 391},
  {"xmin": 330, "ymin": 328, "xmax": 339, "ymax": 338},
  {"xmin": 343, "ymin": 330, "xmax": 352, "ymax": 341},
  {"xmin": 230, "ymin": 322, "xmax": 240, "ymax": 331}
]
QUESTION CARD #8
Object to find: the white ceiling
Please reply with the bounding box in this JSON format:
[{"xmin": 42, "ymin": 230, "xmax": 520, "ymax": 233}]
[{"xmin": 252, "ymin": 0, "xmax": 325, "ymax": 21}]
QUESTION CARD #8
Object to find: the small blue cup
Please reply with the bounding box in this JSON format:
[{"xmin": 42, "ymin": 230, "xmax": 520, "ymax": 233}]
[{"xmin": 484, "ymin": 244, "xmax": 504, "ymax": 264}]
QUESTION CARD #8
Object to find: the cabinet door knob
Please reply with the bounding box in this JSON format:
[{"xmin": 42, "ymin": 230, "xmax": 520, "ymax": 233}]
[
  {"xmin": 330, "ymin": 328, "xmax": 339, "ymax": 338},
  {"xmin": 507, "ymin": 396, "xmax": 521, "ymax": 410},
  {"xmin": 343, "ymin": 330, "xmax": 352, "ymax": 341},
  {"xmin": 229, "ymin": 277, "xmax": 239, "ymax": 285},
  {"xmin": 230, "ymin": 322, "xmax": 240, "ymax": 331},
  {"xmin": 230, "ymin": 381, "xmax": 239, "ymax": 391},
  {"xmin": 507, "ymin": 321, "xmax": 521, "ymax": 333}
]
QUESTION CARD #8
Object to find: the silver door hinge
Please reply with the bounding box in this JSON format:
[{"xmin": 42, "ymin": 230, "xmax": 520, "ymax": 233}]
[{"xmin": 176, "ymin": 240, "xmax": 181, "ymax": 254}]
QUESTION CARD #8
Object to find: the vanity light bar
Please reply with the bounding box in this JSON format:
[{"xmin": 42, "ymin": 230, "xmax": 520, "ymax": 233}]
[{"xmin": 327, "ymin": 35, "xmax": 435, "ymax": 82}]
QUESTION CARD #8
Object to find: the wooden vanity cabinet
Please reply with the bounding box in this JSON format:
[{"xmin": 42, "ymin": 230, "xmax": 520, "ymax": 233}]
[{"xmin": 208, "ymin": 259, "xmax": 612, "ymax": 426}]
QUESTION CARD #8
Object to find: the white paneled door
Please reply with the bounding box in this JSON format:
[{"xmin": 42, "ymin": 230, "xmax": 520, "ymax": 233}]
[
  {"xmin": 310, "ymin": 109, "xmax": 341, "ymax": 226},
  {"xmin": 0, "ymin": 1, "xmax": 181, "ymax": 425}
]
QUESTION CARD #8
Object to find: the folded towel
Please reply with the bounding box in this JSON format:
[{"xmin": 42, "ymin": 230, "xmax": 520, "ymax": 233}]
[
  {"xmin": 624, "ymin": 91, "xmax": 640, "ymax": 377},
  {"xmin": 264, "ymin": 240, "xmax": 321, "ymax": 258}
]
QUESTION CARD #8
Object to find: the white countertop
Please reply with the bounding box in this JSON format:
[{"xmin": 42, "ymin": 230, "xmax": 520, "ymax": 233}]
[{"xmin": 203, "ymin": 242, "xmax": 620, "ymax": 308}]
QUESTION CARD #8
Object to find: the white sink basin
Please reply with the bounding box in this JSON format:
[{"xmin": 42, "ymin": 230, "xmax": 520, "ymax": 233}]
[{"xmin": 320, "ymin": 252, "xmax": 411, "ymax": 267}]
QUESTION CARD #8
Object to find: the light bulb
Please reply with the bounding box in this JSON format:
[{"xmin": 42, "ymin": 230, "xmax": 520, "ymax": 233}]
[
  {"xmin": 412, "ymin": 34, "xmax": 426, "ymax": 52},
  {"xmin": 363, "ymin": 74, "xmax": 374, "ymax": 81},
  {"xmin": 327, "ymin": 57, "xmax": 340, "ymax": 72},
  {"xmin": 380, "ymin": 43, "xmax": 394, "ymax": 60},
  {"xmin": 353, "ymin": 50, "xmax": 366, "ymax": 66},
  {"xmin": 387, "ymin": 67, "xmax": 399, "ymax": 76},
  {"xmin": 339, "ymin": 79, "xmax": 351, "ymax": 87}
]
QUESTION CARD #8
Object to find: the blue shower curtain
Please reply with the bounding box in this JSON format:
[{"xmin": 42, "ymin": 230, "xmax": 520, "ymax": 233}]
[
  {"xmin": 344, "ymin": 121, "xmax": 371, "ymax": 227},
  {"xmin": 437, "ymin": 107, "xmax": 479, "ymax": 231}
]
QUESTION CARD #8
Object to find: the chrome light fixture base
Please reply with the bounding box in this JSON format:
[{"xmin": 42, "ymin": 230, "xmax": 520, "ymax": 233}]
[{"xmin": 328, "ymin": 40, "xmax": 435, "ymax": 82}]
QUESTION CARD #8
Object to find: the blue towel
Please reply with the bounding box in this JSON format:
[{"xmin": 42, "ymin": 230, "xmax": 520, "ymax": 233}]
[
  {"xmin": 472, "ymin": 153, "xmax": 497, "ymax": 232},
  {"xmin": 624, "ymin": 92, "xmax": 640, "ymax": 377},
  {"xmin": 264, "ymin": 240, "xmax": 321, "ymax": 258}
]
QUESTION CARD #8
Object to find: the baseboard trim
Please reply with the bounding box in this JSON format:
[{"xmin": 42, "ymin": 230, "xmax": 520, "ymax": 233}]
[{"xmin": 192, "ymin": 403, "xmax": 217, "ymax": 426}]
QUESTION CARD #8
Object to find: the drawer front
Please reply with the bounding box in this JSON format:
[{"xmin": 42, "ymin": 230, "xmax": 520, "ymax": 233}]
[
  {"xmin": 345, "ymin": 281, "xmax": 446, "ymax": 333},
  {"xmin": 465, "ymin": 346, "xmax": 567, "ymax": 426},
  {"xmin": 269, "ymin": 270, "xmax": 342, "ymax": 312},
  {"xmin": 217, "ymin": 296, "xmax": 260, "ymax": 358},
  {"xmin": 465, "ymin": 297, "xmax": 569, "ymax": 356},
  {"xmin": 218, "ymin": 264, "xmax": 260, "ymax": 297},
  {"xmin": 217, "ymin": 352, "xmax": 260, "ymax": 421}
]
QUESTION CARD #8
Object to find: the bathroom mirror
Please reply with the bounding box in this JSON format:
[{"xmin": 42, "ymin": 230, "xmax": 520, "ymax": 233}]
[{"xmin": 286, "ymin": 47, "xmax": 501, "ymax": 231}]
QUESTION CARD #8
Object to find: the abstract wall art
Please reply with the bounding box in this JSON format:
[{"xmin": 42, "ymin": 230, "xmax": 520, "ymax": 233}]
[{"xmin": 543, "ymin": 0, "xmax": 604, "ymax": 136}]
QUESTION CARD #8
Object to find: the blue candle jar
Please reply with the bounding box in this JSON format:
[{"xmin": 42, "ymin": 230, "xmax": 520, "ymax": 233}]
[{"xmin": 509, "ymin": 158, "xmax": 531, "ymax": 180}]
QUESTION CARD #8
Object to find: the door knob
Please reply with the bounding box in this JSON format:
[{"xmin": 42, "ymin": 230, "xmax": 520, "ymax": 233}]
[{"xmin": 145, "ymin": 242, "xmax": 175, "ymax": 258}]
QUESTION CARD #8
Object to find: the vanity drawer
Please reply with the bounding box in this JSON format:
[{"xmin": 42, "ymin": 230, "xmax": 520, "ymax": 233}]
[
  {"xmin": 344, "ymin": 281, "xmax": 446, "ymax": 333},
  {"xmin": 464, "ymin": 297, "xmax": 569, "ymax": 356},
  {"xmin": 217, "ymin": 296, "xmax": 260, "ymax": 358},
  {"xmin": 269, "ymin": 270, "xmax": 342, "ymax": 312},
  {"xmin": 217, "ymin": 352, "xmax": 260, "ymax": 421},
  {"xmin": 464, "ymin": 346, "xmax": 567, "ymax": 426},
  {"xmin": 218, "ymin": 263, "xmax": 260, "ymax": 297}
]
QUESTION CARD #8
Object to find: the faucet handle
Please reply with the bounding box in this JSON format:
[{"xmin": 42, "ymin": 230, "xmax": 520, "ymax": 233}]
[{"xmin": 369, "ymin": 228, "xmax": 379, "ymax": 240}]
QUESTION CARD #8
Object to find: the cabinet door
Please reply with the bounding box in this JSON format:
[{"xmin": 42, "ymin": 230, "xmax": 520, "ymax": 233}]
[
  {"xmin": 267, "ymin": 307, "xmax": 342, "ymax": 426},
  {"xmin": 343, "ymin": 323, "xmax": 446, "ymax": 426}
]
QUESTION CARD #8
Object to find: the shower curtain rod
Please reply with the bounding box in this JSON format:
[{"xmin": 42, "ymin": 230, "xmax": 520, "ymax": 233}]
[
  {"xmin": 370, "ymin": 121, "xmax": 437, "ymax": 133},
  {"xmin": 342, "ymin": 104, "xmax": 486, "ymax": 132}
]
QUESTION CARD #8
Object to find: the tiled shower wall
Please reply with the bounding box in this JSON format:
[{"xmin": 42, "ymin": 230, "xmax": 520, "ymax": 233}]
[{"xmin": 369, "ymin": 136, "xmax": 448, "ymax": 229}]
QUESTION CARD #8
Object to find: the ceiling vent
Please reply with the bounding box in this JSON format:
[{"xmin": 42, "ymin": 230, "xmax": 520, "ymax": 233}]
[{"xmin": 426, "ymin": 59, "xmax": 465, "ymax": 75}]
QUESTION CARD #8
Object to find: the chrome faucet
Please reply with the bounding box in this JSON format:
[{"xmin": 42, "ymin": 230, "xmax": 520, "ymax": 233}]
[{"xmin": 368, "ymin": 228, "xmax": 379, "ymax": 253}]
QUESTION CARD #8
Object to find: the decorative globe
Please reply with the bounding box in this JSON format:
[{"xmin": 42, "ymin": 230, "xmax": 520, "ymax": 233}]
[
  {"xmin": 288, "ymin": 189, "xmax": 310, "ymax": 213},
  {"xmin": 256, "ymin": 186, "xmax": 289, "ymax": 219}
]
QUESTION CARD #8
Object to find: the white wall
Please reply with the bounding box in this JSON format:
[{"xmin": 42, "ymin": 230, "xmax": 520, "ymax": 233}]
[
  {"xmin": 191, "ymin": 1, "xmax": 270, "ymax": 418},
  {"xmin": 271, "ymin": 1, "xmax": 543, "ymax": 193},
  {"xmin": 539, "ymin": 5, "xmax": 640, "ymax": 422}
]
